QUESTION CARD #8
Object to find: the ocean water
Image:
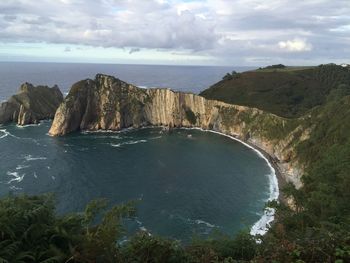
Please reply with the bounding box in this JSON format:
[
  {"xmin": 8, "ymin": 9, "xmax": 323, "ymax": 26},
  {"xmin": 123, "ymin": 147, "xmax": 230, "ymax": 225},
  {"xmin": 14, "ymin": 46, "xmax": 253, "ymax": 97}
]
[
  {"xmin": 0, "ymin": 62, "xmax": 253, "ymax": 100},
  {"xmin": 0, "ymin": 123, "xmax": 272, "ymax": 242},
  {"xmin": 0, "ymin": 62, "xmax": 274, "ymax": 242}
]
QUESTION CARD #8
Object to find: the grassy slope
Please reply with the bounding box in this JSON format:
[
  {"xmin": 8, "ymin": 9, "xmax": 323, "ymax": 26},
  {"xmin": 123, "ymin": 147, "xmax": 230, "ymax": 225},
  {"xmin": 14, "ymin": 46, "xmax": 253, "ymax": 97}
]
[
  {"xmin": 201, "ymin": 64, "xmax": 350, "ymax": 262},
  {"xmin": 201, "ymin": 64, "xmax": 350, "ymax": 118}
]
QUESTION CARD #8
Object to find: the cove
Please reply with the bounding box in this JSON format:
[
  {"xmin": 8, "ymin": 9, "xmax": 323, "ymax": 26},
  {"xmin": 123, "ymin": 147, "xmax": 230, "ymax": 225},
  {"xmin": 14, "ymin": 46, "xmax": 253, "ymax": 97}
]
[{"xmin": 0, "ymin": 121, "xmax": 274, "ymax": 242}]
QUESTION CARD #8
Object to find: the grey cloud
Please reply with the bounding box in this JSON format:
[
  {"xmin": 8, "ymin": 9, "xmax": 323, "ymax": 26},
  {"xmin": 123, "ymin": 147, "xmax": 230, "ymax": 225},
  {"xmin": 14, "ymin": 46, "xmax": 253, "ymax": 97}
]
[{"xmin": 0, "ymin": 0, "xmax": 350, "ymax": 65}]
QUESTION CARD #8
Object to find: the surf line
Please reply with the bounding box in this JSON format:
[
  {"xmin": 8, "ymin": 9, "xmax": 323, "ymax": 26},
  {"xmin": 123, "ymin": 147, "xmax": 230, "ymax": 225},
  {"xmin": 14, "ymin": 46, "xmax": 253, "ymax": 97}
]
[
  {"xmin": 180, "ymin": 127, "xmax": 279, "ymax": 236},
  {"xmin": 78, "ymin": 125, "xmax": 279, "ymax": 236}
]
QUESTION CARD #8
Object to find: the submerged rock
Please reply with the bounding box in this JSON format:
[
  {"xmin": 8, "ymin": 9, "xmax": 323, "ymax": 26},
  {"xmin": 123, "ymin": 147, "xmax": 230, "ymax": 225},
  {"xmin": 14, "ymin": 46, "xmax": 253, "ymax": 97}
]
[
  {"xmin": 49, "ymin": 74, "xmax": 306, "ymax": 188},
  {"xmin": 0, "ymin": 83, "xmax": 63, "ymax": 125}
]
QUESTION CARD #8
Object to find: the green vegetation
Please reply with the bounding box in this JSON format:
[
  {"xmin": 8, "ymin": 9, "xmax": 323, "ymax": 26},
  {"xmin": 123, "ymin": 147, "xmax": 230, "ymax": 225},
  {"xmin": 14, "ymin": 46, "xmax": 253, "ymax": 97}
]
[
  {"xmin": 0, "ymin": 194, "xmax": 136, "ymax": 262},
  {"xmin": 1, "ymin": 64, "xmax": 350, "ymax": 262},
  {"xmin": 201, "ymin": 64, "xmax": 350, "ymax": 118},
  {"xmin": 258, "ymin": 64, "xmax": 286, "ymax": 70},
  {"xmin": 222, "ymin": 71, "xmax": 241, "ymax": 81}
]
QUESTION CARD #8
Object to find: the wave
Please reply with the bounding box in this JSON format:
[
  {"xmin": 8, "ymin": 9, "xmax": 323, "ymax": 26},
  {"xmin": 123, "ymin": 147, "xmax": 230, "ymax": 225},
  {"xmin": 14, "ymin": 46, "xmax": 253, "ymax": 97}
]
[
  {"xmin": 16, "ymin": 164, "xmax": 30, "ymax": 170},
  {"xmin": 10, "ymin": 185, "xmax": 22, "ymax": 191},
  {"xmin": 7, "ymin": 171, "xmax": 25, "ymax": 184},
  {"xmin": 180, "ymin": 127, "xmax": 279, "ymax": 237},
  {"xmin": 135, "ymin": 218, "xmax": 151, "ymax": 235},
  {"xmin": 16, "ymin": 123, "xmax": 41, "ymax": 128},
  {"xmin": 110, "ymin": 139, "xmax": 147, "ymax": 148},
  {"xmin": 81, "ymin": 127, "xmax": 135, "ymax": 134},
  {"xmin": 194, "ymin": 219, "xmax": 217, "ymax": 228},
  {"xmin": 24, "ymin": 154, "xmax": 47, "ymax": 161},
  {"xmin": 0, "ymin": 128, "xmax": 40, "ymax": 145},
  {"xmin": 168, "ymin": 212, "xmax": 219, "ymax": 230},
  {"xmin": 0, "ymin": 129, "xmax": 9, "ymax": 139}
]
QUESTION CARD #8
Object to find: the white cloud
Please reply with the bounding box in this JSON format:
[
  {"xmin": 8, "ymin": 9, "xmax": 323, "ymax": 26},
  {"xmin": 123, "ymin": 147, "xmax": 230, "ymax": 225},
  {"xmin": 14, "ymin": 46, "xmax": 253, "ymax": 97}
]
[
  {"xmin": 278, "ymin": 38, "xmax": 313, "ymax": 52},
  {"xmin": 0, "ymin": 0, "xmax": 349, "ymax": 65}
]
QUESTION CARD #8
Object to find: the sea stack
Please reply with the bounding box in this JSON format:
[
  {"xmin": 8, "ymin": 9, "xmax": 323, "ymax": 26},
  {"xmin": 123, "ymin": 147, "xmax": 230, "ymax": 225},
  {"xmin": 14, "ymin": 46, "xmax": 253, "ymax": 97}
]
[{"xmin": 0, "ymin": 83, "xmax": 63, "ymax": 125}]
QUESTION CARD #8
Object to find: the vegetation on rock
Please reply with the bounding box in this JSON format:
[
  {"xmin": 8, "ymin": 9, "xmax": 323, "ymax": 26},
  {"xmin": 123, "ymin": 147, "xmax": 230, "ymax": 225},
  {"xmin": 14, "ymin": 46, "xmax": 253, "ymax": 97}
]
[
  {"xmin": 201, "ymin": 64, "xmax": 350, "ymax": 118},
  {"xmin": 1, "ymin": 64, "xmax": 350, "ymax": 262}
]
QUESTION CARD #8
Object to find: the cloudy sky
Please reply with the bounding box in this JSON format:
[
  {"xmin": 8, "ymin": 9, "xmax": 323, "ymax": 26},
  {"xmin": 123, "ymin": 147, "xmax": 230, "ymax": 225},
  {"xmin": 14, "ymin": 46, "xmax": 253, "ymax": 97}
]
[{"xmin": 0, "ymin": 0, "xmax": 349, "ymax": 66}]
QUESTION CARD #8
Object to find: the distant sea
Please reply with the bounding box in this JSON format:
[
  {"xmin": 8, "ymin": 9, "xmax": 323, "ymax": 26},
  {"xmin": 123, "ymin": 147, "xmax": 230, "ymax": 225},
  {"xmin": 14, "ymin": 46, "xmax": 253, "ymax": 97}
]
[{"xmin": 0, "ymin": 62, "xmax": 254, "ymax": 101}]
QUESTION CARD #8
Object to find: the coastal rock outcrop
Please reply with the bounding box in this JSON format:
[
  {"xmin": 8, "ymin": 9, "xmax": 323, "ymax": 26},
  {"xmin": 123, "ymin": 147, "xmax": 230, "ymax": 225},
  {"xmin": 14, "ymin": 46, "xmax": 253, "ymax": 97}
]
[
  {"xmin": 49, "ymin": 74, "xmax": 306, "ymax": 188},
  {"xmin": 0, "ymin": 83, "xmax": 63, "ymax": 125}
]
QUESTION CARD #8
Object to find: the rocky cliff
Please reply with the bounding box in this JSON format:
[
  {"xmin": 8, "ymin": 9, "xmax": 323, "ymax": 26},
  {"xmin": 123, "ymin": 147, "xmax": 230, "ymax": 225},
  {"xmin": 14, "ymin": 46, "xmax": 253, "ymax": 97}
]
[
  {"xmin": 49, "ymin": 74, "xmax": 309, "ymax": 188},
  {"xmin": 0, "ymin": 83, "xmax": 63, "ymax": 125}
]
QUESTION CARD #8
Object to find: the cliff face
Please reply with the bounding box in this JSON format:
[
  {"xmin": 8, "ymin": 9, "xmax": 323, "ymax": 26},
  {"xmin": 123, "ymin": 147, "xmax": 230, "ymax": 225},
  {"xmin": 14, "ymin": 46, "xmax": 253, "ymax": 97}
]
[
  {"xmin": 0, "ymin": 83, "xmax": 64, "ymax": 125},
  {"xmin": 49, "ymin": 74, "xmax": 307, "ymax": 188}
]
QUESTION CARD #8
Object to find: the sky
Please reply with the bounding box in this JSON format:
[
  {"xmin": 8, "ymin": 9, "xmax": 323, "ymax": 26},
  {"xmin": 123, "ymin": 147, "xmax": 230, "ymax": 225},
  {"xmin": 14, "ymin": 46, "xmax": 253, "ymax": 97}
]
[{"xmin": 0, "ymin": 0, "xmax": 349, "ymax": 66}]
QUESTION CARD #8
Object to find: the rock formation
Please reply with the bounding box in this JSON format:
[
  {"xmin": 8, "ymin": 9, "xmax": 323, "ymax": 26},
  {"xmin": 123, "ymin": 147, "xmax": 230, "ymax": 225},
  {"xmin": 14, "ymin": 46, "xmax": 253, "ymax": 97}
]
[
  {"xmin": 0, "ymin": 83, "xmax": 63, "ymax": 125},
  {"xmin": 49, "ymin": 74, "xmax": 309, "ymax": 188}
]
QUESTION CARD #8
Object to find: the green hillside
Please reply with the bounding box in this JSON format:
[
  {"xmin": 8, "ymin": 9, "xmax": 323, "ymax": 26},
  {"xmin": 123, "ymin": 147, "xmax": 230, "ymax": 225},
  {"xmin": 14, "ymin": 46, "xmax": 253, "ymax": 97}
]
[
  {"xmin": 200, "ymin": 64, "xmax": 350, "ymax": 118},
  {"xmin": 1, "ymin": 65, "xmax": 350, "ymax": 262}
]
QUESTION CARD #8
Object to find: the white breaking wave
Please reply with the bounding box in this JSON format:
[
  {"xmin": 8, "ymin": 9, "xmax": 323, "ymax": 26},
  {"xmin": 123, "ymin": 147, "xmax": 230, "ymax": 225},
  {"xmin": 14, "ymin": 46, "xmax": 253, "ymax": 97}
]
[
  {"xmin": 81, "ymin": 127, "xmax": 135, "ymax": 134},
  {"xmin": 16, "ymin": 123, "xmax": 41, "ymax": 128},
  {"xmin": 194, "ymin": 219, "xmax": 217, "ymax": 228},
  {"xmin": 180, "ymin": 127, "xmax": 279, "ymax": 236},
  {"xmin": 7, "ymin": 171, "xmax": 25, "ymax": 184},
  {"xmin": 110, "ymin": 139, "xmax": 147, "ymax": 147},
  {"xmin": 10, "ymin": 185, "xmax": 22, "ymax": 191},
  {"xmin": 24, "ymin": 155, "xmax": 47, "ymax": 161},
  {"xmin": 0, "ymin": 129, "xmax": 9, "ymax": 139},
  {"xmin": 16, "ymin": 164, "xmax": 30, "ymax": 170}
]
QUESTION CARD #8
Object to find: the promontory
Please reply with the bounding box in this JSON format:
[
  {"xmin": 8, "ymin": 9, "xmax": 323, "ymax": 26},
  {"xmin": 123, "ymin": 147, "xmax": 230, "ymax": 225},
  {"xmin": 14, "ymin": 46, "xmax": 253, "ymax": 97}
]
[{"xmin": 49, "ymin": 73, "xmax": 309, "ymax": 189}]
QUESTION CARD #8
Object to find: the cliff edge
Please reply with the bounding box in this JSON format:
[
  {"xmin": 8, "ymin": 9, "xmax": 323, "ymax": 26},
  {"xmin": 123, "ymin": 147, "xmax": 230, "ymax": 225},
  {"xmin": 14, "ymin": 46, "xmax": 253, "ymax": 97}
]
[
  {"xmin": 0, "ymin": 83, "xmax": 63, "ymax": 125},
  {"xmin": 49, "ymin": 74, "xmax": 308, "ymax": 188}
]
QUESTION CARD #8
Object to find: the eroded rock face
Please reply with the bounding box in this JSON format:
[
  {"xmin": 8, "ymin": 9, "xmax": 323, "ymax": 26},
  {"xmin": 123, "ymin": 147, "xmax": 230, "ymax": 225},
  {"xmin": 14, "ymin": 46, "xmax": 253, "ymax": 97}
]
[
  {"xmin": 49, "ymin": 74, "xmax": 306, "ymax": 188},
  {"xmin": 0, "ymin": 83, "xmax": 63, "ymax": 125}
]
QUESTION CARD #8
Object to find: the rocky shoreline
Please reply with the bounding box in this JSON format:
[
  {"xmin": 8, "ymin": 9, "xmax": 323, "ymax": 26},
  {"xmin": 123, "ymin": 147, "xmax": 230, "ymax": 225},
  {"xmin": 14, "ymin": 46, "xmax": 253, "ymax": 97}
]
[{"xmin": 0, "ymin": 83, "xmax": 63, "ymax": 125}]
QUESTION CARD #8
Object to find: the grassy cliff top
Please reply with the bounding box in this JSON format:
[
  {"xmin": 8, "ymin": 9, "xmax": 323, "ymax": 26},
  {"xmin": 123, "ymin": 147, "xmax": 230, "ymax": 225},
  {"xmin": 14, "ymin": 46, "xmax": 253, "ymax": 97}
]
[{"xmin": 200, "ymin": 64, "xmax": 350, "ymax": 118}]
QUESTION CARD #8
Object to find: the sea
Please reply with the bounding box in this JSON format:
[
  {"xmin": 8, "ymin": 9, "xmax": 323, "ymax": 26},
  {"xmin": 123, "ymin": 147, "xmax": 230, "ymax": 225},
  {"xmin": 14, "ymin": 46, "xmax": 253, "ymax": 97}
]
[{"xmin": 0, "ymin": 62, "xmax": 276, "ymax": 242}]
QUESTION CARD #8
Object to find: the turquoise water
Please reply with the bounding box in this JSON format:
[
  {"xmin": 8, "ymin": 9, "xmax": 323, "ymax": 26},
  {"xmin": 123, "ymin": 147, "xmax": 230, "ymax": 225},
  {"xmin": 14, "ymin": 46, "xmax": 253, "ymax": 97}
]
[{"xmin": 0, "ymin": 122, "xmax": 271, "ymax": 242}]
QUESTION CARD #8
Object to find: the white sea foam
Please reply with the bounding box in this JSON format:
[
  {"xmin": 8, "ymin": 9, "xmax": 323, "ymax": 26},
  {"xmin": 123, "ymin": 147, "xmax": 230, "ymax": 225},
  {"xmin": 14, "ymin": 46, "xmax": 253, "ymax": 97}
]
[
  {"xmin": 7, "ymin": 171, "xmax": 25, "ymax": 184},
  {"xmin": 0, "ymin": 129, "xmax": 9, "ymax": 139},
  {"xmin": 194, "ymin": 219, "xmax": 217, "ymax": 228},
  {"xmin": 16, "ymin": 164, "xmax": 30, "ymax": 170},
  {"xmin": 180, "ymin": 127, "xmax": 279, "ymax": 236},
  {"xmin": 110, "ymin": 139, "xmax": 147, "ymax": 148},
  {"xmin": 81, "ymin": 127, "xmax": 135, "ymax": 134},
  {"xmin": 24, "ymin": 155, "xmax": 47, "ymax": 161},
  {"xmin": 16, "ymin": 123, "xmax": 41, "ymax": 128},
  {"xmin": 10, "ymin": 185, "xmax": 22, "ymax": 191}
]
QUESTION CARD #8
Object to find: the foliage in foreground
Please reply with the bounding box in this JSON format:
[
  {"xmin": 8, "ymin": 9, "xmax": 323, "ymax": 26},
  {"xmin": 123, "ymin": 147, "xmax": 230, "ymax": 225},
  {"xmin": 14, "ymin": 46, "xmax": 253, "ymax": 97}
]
[
  {"xmin": 0, "ymin": 191, "xmax": 349, "ymax": 263},
  {"xmin": 1, "ymin": 63, "xmax": 350, "ymax": 262},
  {"xmin": 1, "ymin": 97, "xmax": 350, "ymax": 262}
]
